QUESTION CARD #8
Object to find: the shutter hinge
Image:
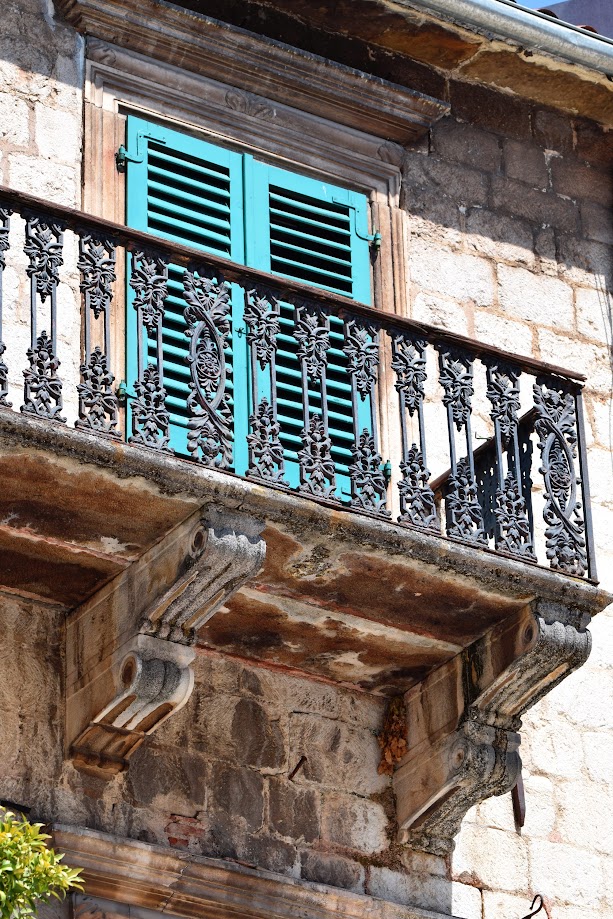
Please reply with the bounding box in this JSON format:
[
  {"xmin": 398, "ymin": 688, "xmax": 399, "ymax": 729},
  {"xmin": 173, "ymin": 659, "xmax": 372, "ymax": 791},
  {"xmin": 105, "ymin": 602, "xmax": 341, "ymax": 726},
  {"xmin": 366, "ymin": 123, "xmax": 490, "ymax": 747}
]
[
  {"xmin": 332, "ymin": 198, "xmax": 381, "ymax": 251},
  {"xmin": 116, "ymin": 131, "xmax": 168, "ymax": 173}
]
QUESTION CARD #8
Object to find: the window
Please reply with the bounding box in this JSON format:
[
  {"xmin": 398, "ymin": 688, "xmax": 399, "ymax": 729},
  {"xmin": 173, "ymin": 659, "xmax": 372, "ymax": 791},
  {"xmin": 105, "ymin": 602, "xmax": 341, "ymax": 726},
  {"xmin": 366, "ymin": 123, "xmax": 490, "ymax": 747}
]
[{"xmin": 125, "ymin": 115, "xmax": 374, "ymax": 495}]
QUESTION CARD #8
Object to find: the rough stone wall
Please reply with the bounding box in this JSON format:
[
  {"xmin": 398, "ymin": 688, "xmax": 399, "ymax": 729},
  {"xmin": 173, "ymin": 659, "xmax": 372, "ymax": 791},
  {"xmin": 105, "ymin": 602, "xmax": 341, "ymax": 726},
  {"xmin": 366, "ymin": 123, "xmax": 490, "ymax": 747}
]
[
  {"xmin": 0, "ymin": 0, "xmax": 82, "ymax": 421},
  {"xmin": 403, "ymin": 102, "xmax": 613, "ymax": 919},
  {"xmin": 0, "ymin": 2, "xmax": 612, "ymax": 919}
]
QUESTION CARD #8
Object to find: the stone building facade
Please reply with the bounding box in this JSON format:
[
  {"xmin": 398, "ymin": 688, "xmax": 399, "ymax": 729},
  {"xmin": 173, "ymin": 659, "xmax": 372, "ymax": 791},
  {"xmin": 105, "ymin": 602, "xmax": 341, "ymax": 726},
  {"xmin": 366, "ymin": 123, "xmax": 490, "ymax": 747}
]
[{"xmin": 0, "ymin": 1, "xmax": 611, "ymax": 918}]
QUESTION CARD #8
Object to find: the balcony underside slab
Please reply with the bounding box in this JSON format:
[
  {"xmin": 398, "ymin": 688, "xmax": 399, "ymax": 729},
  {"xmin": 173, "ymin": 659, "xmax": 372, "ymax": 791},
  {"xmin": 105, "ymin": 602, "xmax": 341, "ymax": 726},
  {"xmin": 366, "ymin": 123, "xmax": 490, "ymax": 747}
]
[{"xmin": 0, "ymin": 412, "xmax": 607, "ymax": 694}]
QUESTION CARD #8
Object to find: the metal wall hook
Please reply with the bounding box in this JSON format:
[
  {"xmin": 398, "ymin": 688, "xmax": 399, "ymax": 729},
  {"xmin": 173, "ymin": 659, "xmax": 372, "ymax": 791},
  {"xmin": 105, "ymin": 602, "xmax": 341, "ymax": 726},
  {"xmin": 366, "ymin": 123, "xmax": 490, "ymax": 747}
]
[{"xmin": 520, "ymin": 894, "xmax": 544, "ymax": 919}]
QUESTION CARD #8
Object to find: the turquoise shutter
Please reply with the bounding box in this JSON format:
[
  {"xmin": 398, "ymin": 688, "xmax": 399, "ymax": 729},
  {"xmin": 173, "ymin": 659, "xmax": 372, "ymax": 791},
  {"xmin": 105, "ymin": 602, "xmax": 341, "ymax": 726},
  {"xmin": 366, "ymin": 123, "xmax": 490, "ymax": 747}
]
[
  {"xmin": 125, "ymin": 116, "xmax": 249, "ymax": 469},
  {"xmin": 244, "ymin": 159, "xmax": 372, "ymax": 495}
]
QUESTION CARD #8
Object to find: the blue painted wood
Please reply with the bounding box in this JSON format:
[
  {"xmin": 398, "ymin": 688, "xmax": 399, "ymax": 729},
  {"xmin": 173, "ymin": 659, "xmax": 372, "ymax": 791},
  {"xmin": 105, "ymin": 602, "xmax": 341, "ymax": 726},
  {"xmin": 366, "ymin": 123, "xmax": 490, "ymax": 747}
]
[{"xmin": 125, "ymin": 116, "xmax": 373, "ymax": 491}]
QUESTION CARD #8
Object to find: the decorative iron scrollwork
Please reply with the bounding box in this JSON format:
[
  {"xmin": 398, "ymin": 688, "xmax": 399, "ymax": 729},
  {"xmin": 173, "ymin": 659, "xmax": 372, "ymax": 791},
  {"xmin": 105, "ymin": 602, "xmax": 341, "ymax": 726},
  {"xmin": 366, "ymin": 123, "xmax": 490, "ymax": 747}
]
[
  {"xmin": 24, "ymin": 215, "xmax": 64, "ymax": 301},
  {"xmin": 0, "ymin": 342, "xmax": 9, "ymax": 408},
  {"xmin": 495, "ymin": 473, "xmax": 536, "ymax": 560},
  {"xmin": 398, "ymin": 445, "xmax": 439, "ymax": 532},
  {"xmin": 446, "ymin": 457, "xmax": 487, "ymax": 545},
  {"xmin": 0, "ymin": 207, "xmax": 11, "ymax": 271},
  {"xmin": 245, "ymin": 288, "xmax": 280, "ymax": 368},
  {"xmin": 534, "ymin": 378, "xmax": 587, "ymax": 576},
  {"xmin": 184, "ymin": 268, "xmax": 233, "ymax": 467},
  {"xmin": 76, "ymin": 346, "xmax": 119, "ymax": 436},
  {"xmin": 391, "ymin": 333, "xmax": 427, "ymax": 414},
  {"xmin": 77, "ymin": 232, "xmax": 119, "ymax": 437},
  {"xmin": 129, "ymin": 251, "xmax": 168, "ymax": 332},
  {"xmin": 349, "ymin": 430, "xmax": 389, "ymax": 514},
  {"xmin": 437, "ymin": 347, "xmax": 475, "ymax": 430},
  {"xmin": 298, "ymin": 414, "xmax": 336, "ymax": 498},
  {"xmin": 485, "ymin": 361, "xmax": 521, "ymax": 448},
  {"xmin": 77, "ymin": 233, "xmax": 116, "ymax": 319},
  {"xmin": 129, "ymin": 363, "xmax": 170, "ymax": 450},
  {"xmin": 344, "ymin": 317, "xmax": 379, "ymax": 398},
  {"xmin": 247, "ymin": 397, "xmax": 285, "ymax": 483},
  {"xmin": 22, "ymin": 330, "xmax": 65, "ymax": 421},
  {"xmin": 295, "ymin": 302, "xmax": 329, "ymax": 380}
]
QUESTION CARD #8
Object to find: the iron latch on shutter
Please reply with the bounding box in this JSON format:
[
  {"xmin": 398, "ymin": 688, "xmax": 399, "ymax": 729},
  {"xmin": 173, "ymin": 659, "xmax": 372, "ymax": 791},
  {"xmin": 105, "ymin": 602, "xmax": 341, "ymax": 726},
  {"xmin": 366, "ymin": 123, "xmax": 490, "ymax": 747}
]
[
  {"xmin": 116, "ymin": 131, "xmax": 168, "ymax": 173},
  {"xmin": 332, "ymin": 197, "xmax": 381, "ymax": 251}
]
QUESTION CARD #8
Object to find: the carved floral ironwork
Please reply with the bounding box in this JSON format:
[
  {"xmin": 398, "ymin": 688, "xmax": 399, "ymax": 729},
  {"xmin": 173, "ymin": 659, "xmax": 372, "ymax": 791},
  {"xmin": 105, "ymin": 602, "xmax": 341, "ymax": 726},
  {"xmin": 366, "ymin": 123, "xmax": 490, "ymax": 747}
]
[
  {"xmin": 344, "ymin": 317, "xmax": 379, "ymax": 398},
  {"xmin": 398, "ymin": 446, "xmax": 439, "ymax": 532},
  {"xmin": 247, "ymin": 397, "xmax": 285, "ymax": 483},
  {"xmin": 295, "ymin": 302, "xmax": 329, "ymax": 380},
  {"xmin": 495, "ymin": 474, "xmax": 536, "ymax": 560},
  {"xmin": 78, "ymin": 233, "xmax": 117, "ymax": 319},
  {"xmin": 446, "ymin": 458, "xmax": 487, "ymax": 545},
  {"xmin": 76, "ymin": 346, "xmax": 119, "ymax": 437},
  {"xmin": 24, "ymin": 215, "xmax": 64, "ymax": 301},
  {"xmin": 298, "ymin": 414, "xmax": 336, "ymax": 498},
  {"xmin": 184, "ymin": 268, "xmax": 233, "ymax": 467},
  {"xmin": 22, "ymin": 330, "xmax": 65, "ymax": 421},
  {"xmin": 533, "ymin": 378, "xmax": 587, "ymax": 576},
  {"xmin": 245, "ymin": 288, "xmax": 280, "ymax": 368},
  {"xmin": 437, "ymin": 347, "xmax": 475, "ymax": 430},
  {"xmin": 391, "ymin": 333, "xmax": 427, "ymax": 414},
  {"xmin": 0, "ymin": 208, "xmax": 10, "ymax": 407},
  {"xmin": 129, "ymin": 251, "xmax": 168, "ymax": 331},
  {"xmin": 349, "ymin": 429, "xmax": 389, "ymax": 514},
  {"xmin": 485, "ymin": 361, "xmax": 521, "ymax": 447},
  {"xmin": 129, "ymin": 364, "xmax": 171, "ymax": 450}
]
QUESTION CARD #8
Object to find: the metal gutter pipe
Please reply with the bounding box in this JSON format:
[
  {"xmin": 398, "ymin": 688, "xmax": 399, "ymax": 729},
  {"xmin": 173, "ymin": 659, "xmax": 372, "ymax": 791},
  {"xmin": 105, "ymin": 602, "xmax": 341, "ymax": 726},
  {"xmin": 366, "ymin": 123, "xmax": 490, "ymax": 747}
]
[{"xmin": 399, "ymin": 0, "xmax": 613, "ymax": 75}]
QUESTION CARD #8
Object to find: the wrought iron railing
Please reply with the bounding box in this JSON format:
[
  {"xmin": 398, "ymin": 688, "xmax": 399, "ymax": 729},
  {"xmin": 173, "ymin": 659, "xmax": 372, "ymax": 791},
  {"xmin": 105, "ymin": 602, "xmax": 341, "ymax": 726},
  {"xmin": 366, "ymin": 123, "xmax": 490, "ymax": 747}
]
[{"xmin": 0, "ymin": 187, "xmax": 597, "ymax": 580}]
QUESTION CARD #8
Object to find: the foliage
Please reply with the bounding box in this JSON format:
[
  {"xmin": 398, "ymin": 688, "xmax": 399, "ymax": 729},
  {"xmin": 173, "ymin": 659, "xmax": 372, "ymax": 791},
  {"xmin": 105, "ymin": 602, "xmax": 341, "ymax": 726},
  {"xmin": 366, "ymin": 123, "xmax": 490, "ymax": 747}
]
[{"xmin": 0, "ymin": 811, "xmax": 83, "ymax": 918}]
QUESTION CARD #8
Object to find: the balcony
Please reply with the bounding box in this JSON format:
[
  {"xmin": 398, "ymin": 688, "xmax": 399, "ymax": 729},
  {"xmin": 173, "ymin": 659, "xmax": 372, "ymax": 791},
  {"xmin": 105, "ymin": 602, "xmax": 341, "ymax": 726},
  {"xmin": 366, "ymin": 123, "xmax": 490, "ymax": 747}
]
[{"xmin": 0, "ymin": 185, "xmax": 607, "ymax": 853}]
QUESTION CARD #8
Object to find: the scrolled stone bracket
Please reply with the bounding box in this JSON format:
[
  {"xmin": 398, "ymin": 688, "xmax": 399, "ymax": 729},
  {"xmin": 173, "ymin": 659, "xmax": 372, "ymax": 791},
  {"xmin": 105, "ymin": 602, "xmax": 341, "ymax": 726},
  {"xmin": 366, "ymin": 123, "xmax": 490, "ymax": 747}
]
[
  {"xmin": 394, "ymin": 608, "xmax": 591, "ymax": 856},
  {"xmin": 70, "ymin": 521, "xmax": 266, "ymax": 776}
]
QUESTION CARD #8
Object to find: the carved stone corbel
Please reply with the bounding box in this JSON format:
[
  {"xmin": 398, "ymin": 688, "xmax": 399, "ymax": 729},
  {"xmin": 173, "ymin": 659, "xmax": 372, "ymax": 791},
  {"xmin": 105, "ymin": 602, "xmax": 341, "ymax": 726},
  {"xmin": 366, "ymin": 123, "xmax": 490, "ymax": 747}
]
[
  {"xmin": 394, "ymin": 605, "xmax": 591, "ymax": 855},
  {"xmin": 69, "ymin": 518, "xmax": 266, "ymax": 776}
]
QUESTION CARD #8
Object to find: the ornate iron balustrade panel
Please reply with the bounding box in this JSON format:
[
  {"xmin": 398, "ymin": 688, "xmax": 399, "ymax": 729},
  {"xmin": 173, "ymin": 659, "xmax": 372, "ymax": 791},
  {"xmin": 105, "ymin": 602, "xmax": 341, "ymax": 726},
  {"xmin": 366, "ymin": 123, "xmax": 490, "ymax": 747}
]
[{"xmin": 0, "ymin": 186, "xmax": 597, "ymax": 582}]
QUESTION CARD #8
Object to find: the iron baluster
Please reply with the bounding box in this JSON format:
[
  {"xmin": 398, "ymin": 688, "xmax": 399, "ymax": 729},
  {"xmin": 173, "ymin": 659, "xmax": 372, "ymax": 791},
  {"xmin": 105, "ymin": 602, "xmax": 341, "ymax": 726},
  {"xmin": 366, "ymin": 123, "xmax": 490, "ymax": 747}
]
[
  {"xmin": 128, "ymin": 249, "xmax": 172, "ymax": 452},
  {"xmin": 344, "ymin": 316, "xmax": 388, "ymax": 515},
  {"xmin": 391, "ymin": 331, "xmax": 438, "ymax": 531},
  {"xmin": 76, "ymin": 231, "xmax": 120, "ymax": 438},
  {"xmin": 245, "ymin": 287, "xmax": 286, "ymax": 484},
  {"xmin": 183, "ymin": 267, "xmax": 233, "ymax": 467},
  {"xmin": 485, "ymin": 360, "xmax": 535, "ymax": 561},
  {"xmin": 0, "ymin": 207, "xmax": 11, "ymax": 407},
  {"xmin": 21, "ymin": 213, "xmax": 66, "ymax": 421},
  {"xmin": 575, "ymin": 388, "xmax": 597, "ymax": 581},
  {"xmin": 437, "ymin": 345, "xmax": 486, "ymax": 545},
  {"xmin": 534, "ymin": 376, "xmax": 587, "ymax": 576},
  {"xmin": 295, "ymin": 301, "xmax": 336, "ymax": 498}
]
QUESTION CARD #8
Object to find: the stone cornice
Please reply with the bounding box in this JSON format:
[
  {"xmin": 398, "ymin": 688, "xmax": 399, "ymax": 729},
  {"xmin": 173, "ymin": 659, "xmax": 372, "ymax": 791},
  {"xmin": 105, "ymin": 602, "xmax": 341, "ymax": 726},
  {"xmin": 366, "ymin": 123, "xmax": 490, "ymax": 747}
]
[
  {"xmin": 53, "ymin": 0, "xmax": 448, "ymax": 143},
  {"xmin": 54, "ymin": 826, "xmax": 456, "ymax": 919}
]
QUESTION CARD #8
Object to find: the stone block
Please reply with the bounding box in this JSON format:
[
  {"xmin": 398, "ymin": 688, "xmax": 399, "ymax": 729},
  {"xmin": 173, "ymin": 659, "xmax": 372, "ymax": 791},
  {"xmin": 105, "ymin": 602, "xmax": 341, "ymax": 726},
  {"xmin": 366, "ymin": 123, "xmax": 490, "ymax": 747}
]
[
  {"xmin": 465, "ymin": 208, "xmax": 535, "ymax": 267},
  {"xmin": 575, "ymin": 119, "xmax": 613, "ymax": 168},
  {"xmin": 8, "ymin": 152, "xmax": 77, "ymax": 206},
  {"xmin": 412, "ymin": 291, "xmax": 469, "ymax": 335},
  {"xmin": 409, "ymin": 240, "xmax": 494, "ymax": 307},
  {"xmin": 404, "ymin": 153, "xmax": 489, "ymax": 208},
  {"xmin": 521, "ymin": 773, "xmax": 557, "ymax": 839},
  {"xmin": 474, "ymin": 312, "xmax": 535, "ymax": 357},
  {"xmin": 537, "ymin": 330, "xmax": 610, "ymax": 393},
  {"xmin": 503, "ymin": 139, "xmax": 548, "ymax": 189},
  {"xmin": 451, "ymin": 882, "xmax": 482, "ymax": 919},
  {"xmin": 586, "ymin": 607, "xmax": 613, "ymax": 668},
  {"xmin": 581, "ymin": 201, "xmax": 613, "ymax": 246},
  {"xmin": 530, "ymin": 839, "xmax": 603, "ymax": 906},
  {"xmin": 497, "ymin": 264, "xmax": 574, "ymax": 329},
  {"xmin": 367, "ymin": 866, "xmax": 450, "ymax": 914},
  {"xmin": 558, "ymin": 234, "xmax": 613, "ymax": 290},
  {"xmin": 551, "ymin": 159, "xmax": 613, "ymax": 207},
  {"xmin": 0, "ymin": 92, "xmax": 30, "ymax": 147},
  {"xmin": 449, "ymin": 80, "xmax": 532, "ymax": 140},
  {"xmin": 320, "ymin": 792, "xmax": 387, "ymax": 854},
  {"xmin": 268, "ymin": 777, "xmax": 319, "ymax": 843},
  {"xmin": 128, "ymin": 747, "xmax": 207, "ymax": 812},
  {"xmin": 287, "ymin": 677, "xmax": 342, "ymax": 719},
  {"xmin": 556, "ymin": 781, "xmax": 613, "ymax": 856},
  {"xmin": 207, "ymin": 762, "xmax": 264, "ymax": 833},
  {"xmin": 491, "ymin": 176, "xmax": 579, "ymax": 233},
  {"xmin": 453, "ymin": 825, "xmax": 528, "ymax": 893},
  {"xmin": 476, "ymin": 790, "xmax": 514, "ymax": 832},
  {"xmin": 525, "ymin": 710, "xmax": 585, "ymax": 779},
  {"xmin": 533, "ymin": 109, "xmax": 574, "ymax": 153},
  {"xmin": 231, "ymin": 698, "xmax": 286, "ymax": 769},
  {"xmin": 288, "ymin": 712, "xmax": 386, "ymax": 796},
  {"xmin": 35, "ymin": 102, "xmax": 81, "ymax": 164},
  {"xmin": 241, "ymin": 834, "xmax": 298, "ymax": 876},
  {"xmin": 431, "ymin": 118, "xmax": 501, "ymax": 173},
  {"xmin": 575, "ymin": 286, "xmax": 611, "ymax": 342},
  {"xmin": 339, "ymin": 691, "xmax": 384, "ymax": 731},
  {"xmin": 482, "ymin": 891, "xmax": 538, "ymax": 919},
  {"xmin": 299, "ymin": 850, "xmax": 364, "ymax": 892},
  {"xmin": 544, "ymin": 665, "xmax": 613, "ymax": 731}
]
